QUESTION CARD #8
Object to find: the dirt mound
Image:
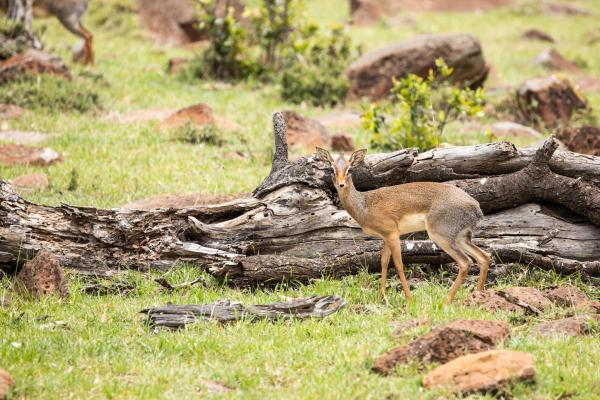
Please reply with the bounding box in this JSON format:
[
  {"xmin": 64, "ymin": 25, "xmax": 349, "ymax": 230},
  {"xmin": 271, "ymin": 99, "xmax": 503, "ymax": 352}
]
[{"xmin": 372, "ymin": 319, "xmax": 510, "ymax": 375}]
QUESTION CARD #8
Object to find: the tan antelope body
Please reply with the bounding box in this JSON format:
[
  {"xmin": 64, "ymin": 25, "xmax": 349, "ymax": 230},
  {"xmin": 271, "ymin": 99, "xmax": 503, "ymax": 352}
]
[{"xmin": 316, "ymin": 148, "xmax": 490, "ymax": 303}]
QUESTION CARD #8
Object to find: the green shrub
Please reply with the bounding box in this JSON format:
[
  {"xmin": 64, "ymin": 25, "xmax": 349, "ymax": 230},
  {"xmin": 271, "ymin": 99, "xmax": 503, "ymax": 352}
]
[
  {"xmin": 362, "ymin": 59, "xmax": 485, "ymax": 151},
  {"xmin": 0, "ymin": 74, "xmax": 101, "ymax": 112},
  {"xmin": 185, "ymin": 0, "xmax": 357, "ymax": 106},
  {"xmin": 280, "ymin": 24, "xmax": 357, "ymax": 107},
  {"xmin": 191, "ymin": 0, "xmax": 259, "ymax": 80}
]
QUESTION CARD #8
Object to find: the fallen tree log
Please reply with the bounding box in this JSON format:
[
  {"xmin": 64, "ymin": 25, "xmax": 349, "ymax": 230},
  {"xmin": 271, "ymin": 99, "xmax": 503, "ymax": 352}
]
[{"xmin": 1, "ymin": 112, "xmax": 599, "ymax": 283}]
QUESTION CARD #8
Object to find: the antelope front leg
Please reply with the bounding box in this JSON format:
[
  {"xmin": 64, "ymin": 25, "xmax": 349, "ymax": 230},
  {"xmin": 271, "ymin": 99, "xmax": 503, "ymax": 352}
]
[
  {"xmin": 379, "ymin": 244, "xmax": 391, "ymax": 301},
  {"xmin": 388, "ymin": 237, "xmax": 411, "ymax": 303}
]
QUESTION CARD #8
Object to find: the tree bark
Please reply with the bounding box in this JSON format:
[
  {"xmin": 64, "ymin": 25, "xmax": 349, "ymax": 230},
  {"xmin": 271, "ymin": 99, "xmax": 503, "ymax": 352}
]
[{"xmin": 1, "ymin": 112, "xmax": 599, "ymax": 283}]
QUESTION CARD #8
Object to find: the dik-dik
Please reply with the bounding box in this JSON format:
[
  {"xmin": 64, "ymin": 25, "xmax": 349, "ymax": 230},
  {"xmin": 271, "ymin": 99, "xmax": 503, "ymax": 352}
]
[
  {"xmin": 31, "ymin": 0, "xmax": 94, "ymax": 65},
  {"xmin": 316, "ymin": 148, "xmax": 490, "ymax": 303}
]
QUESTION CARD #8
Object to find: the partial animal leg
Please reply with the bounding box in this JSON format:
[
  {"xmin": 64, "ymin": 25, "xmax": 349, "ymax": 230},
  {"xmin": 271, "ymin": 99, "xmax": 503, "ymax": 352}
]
[
  {"xmin": 58, "ymin": 15, "xmax": 95, "ymax": 65},
  {"xmin": 379, "ymin": 243, "xmax": 391, "ymax": 300},
  {"xmin": 387, "ymin": 237, "xmax": 411, "ymax": 302},
  {"xmin": 460, "ymin": 235, "xmax": 491, "ymax": 291},
  {"xmin": 428, "ymin": 230, "xmax": 471, "ymax": 303}
]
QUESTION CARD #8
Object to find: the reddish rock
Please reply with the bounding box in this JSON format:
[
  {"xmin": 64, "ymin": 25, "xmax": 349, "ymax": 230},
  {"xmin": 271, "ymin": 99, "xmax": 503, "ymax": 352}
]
[
  {"xmin": 372, "ymin": 320, "xmax": 510, "ymax": 375},
  {"xmin": 423, "ymin": 350, "xmax": 535, "ymax": 394},
  {"xmin": 500, "ymin": 287, "xmax": 553, "ymax": 311},
  {"xmin": 282, "ymin": 111, "xmax": 331, "ymax": 152},
  {"xmin": 544, "ymin": 286, "xmax": 589, "ymax": 307},
  {"xmin": 347, "ymin": 33, "xmax": 488, "ymax": 101},
  {"xmin": 532, "ymin": 315, "xmax": 598, "ymax": 337},
  {"xmin": 533, "ymin": 48, "xmax": 579, "ymax": 72},
  {"xmin": 577, "ymin": 301, "xmax": 600, "ymax": 314},
  {"xmin": 0, "ymin": 104, "xmax": 25, "ymax": 120},
  {"xmin": 0, "ymin": 368, "xmax": 14, "ymax": 399},
  {"xmin": 160, "ymin": 103, "xmax": 240, "ymax": 131},
  {"xmin": 488, "ymin": 121, "xmax": 544, "ymax": 140},
  {"xmin": 521, "ymin": 29, "xmax": 555, "ymax": 43},
  {"xmin": 0, "ymin": 144, "xmax": 62, "ymax": 166},
  {"xmin": 121, "ymin": 192, "xmax": 249, "ymax": 209},
  {"xmin": 516, "ymin": 75, "xmax": 587, "ymax": 127},
  {"xmin": 167, "ymin": 57, "xmax": 191, "ymax": 75},
  {"xmin": 15, "ymin": 250, "xmax": 69, "ymax": 298},
  {"xmin": 11, "ymin": 172, "xmax": 49, "ymax": 194},
  {"xmin": 464, "ymin": 290, "xmax": 522, "ymax": 313},
  {"xmin": 331, "ymin": 134, "xmax": 355, "ymax": 152},
  {"xmin": 557, "ymin": 126, "xmax": 600, "ymax": 156},
  {"xmin": 0, "ymin": 50, "xmax": 70, "ymax": 83}
]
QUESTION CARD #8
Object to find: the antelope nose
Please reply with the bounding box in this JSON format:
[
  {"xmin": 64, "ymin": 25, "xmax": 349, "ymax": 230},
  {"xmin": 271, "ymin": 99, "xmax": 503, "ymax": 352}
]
[{"xmin": 339, "ymin": 183, "xmax": 345, "ymax": 187}]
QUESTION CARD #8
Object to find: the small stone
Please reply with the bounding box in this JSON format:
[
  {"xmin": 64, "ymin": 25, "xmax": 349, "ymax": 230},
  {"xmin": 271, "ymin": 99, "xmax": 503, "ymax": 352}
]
[
  {"xmin": 167, "ymin": 57, "xmax": 190, "ymax": 75},
  {"xmin": 532, "ymin": 315, "xmax": 598, "ymax": 337},
  {"xmin": 0, "ymin": 104, "xmax": 25, "ymax": 120},
  {"xmin": 521, "ymin": 29, "xmax": 555, "ymax": 43},
  {"xmin": 544, "ymin": 286, "xmax": 589, "ymax": 307},
  {"xmin": 330, "ymin": 134, "xmax": 355, "ymax": 152},
  {"xmin": 11, "ymin": 172, "xmax": 49, "ymax": 194},
  {"xmin": 464, "ymin": 290, "xmax": 522, "ymax": 313},
  {"xmin": 282, "ymin": 110, "xmax": 331, "ymax": 152},
  {"xmin": 0, "ymin": 144, "xmax": 62, "ymax": 166},
  {"xmin": 15, "ymin": 250, "xmax": 69, "ymax": 298},
  {"xmin": 0, "ymin": 368, "xmax": 14, "ymax": 399},
  {"xmin": 533, "ymin": 48, "xmax": 579, "ymax": 72},
  {"xmin": 576, "ymin": 301, "xmax": 600, "ymax": 314},
  {"xmin": 160, "ymin": 103, "xmax": 239, "ymax": 132},
  {"xmin": 557, "ymin": 126, "xmax": 600, "ymax": 156},
  {"xmin": 423, "ymin": 350, "xmax": 536, "ymax": 394},
  {"xmin": 500, "ymin": 287, "xmax": 552, "ymax": 311}
]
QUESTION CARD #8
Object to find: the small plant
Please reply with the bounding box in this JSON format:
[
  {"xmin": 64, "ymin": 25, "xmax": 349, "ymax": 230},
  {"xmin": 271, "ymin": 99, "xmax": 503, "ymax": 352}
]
[
  {"xmin": 362, "ymin": 59, "xmax": 485, "ymax": 151},
  {"xmin": 171, "ymin": 122, "xmax": 225, "ymax": 146},
  {"xmin": 191, "ymin": 0, "xmax": 258, "ymax": 80},
  {"xmin": 0, "ymin": 74, "xmax": 101, "ymax": 112},
  {"xmin": 280, "ymin": 23, "xmax": 358, "ymax": 107}
]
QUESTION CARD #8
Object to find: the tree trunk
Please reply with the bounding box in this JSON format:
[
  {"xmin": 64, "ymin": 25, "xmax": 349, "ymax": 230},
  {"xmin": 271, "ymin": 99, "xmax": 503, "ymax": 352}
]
[{"xmin": 1, "ymin": 112, "xmax": 599, "ymax": 283}]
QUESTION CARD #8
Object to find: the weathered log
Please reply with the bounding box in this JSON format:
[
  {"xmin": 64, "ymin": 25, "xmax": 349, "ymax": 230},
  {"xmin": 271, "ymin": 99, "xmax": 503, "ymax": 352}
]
[
  {"xmin": 141, "ymin": 295, "xmax": 346, "ymax": 330},
  {"xmin": 1, "ymin": 113, "xmax": 599, "ymax": 283}
]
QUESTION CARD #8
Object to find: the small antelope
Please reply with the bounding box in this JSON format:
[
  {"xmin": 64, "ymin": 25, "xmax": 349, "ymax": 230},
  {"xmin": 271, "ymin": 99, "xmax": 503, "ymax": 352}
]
[
  {"xmin": 35, "ymin": 0, "xmax": 95, "ymax": 65},
  {"xmin": 316, "ymin": 148, "xmax": 490, "ymax": 303}
]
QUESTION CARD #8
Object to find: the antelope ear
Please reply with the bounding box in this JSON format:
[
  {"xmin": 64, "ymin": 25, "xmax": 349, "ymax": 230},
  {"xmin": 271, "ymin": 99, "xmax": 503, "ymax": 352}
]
[
  {"xmin": 315, "ymin": 147, "xmax": 334, "ymax": 164},
  {"xmin": 349, "ymin": 149, "xmax": 367, "ymax": 167}
]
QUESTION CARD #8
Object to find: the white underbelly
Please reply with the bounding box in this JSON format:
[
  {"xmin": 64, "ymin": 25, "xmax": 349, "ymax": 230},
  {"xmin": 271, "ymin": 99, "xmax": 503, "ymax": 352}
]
[{"xmin": 397, "ymin": 213, "xmax": 427, "ymax": 234}]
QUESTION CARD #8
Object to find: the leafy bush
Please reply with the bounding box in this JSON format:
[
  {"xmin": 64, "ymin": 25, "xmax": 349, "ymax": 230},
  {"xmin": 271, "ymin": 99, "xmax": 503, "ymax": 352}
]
[
  {"xmin": 191, "ymin": 0, "xmax": 259, "ymax": 80},
  {"xmin": 362, "ymin": 59, "xmax": 485, "ymax": 151},
  {"xmin": 186, "ymin": 0, "xmax": 357, "ymax": 106},
  {"xmin": 0, "ymin": 74, "xmax": 101, "ymax": 112},
  {"xmin": 281, "ymin": 24, "xmax": 357, "ymax": 107}
]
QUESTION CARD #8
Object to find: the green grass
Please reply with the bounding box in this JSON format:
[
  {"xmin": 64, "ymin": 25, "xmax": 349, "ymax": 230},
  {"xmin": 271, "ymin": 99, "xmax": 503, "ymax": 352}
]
[
  {"xmin": 2, "ymin": 267, "xmax": 599, "ymax": 399},
  {"xmin": 2, "ymin": 0, "xmax": 600, "ymax": 398}
]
